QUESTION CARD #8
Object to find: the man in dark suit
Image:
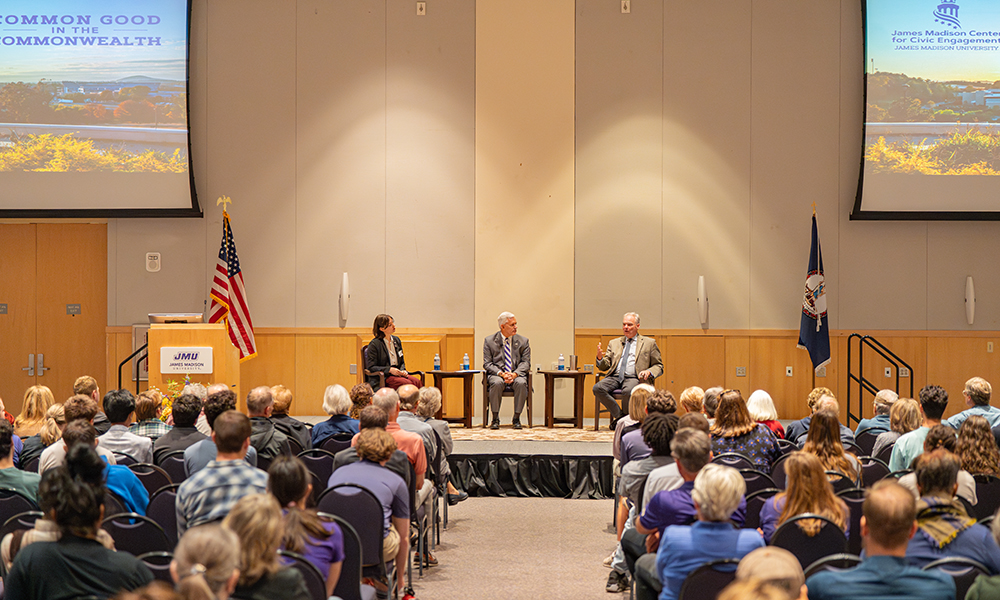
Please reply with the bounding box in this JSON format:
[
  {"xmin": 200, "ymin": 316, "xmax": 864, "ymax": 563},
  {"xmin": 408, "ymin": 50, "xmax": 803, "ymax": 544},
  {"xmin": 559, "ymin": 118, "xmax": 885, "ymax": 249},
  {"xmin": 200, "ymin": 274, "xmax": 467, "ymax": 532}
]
[
  {"xmin": 483, "ymin": 311, "xmax": 531, "ymax": 430},
  {"xmin": 593, "ymin": 312, "xmax": 663, "ymax": 429}
]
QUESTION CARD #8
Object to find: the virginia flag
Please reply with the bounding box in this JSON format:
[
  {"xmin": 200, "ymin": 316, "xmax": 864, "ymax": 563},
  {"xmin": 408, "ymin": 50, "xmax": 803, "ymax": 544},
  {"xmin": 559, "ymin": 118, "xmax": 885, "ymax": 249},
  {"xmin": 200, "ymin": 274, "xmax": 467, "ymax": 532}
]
[{"xmin": 797, "ymin": 214, "xmax": 830, "ymax": 370}]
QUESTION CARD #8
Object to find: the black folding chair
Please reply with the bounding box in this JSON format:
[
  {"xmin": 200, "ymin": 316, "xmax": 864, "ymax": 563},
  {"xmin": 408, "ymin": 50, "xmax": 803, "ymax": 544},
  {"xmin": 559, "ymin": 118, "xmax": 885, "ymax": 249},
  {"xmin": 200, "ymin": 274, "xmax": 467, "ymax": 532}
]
[
  {"xmin": 776, "ymin": 438, "xmax": 798, "ymax": 456},
  {"xmin": 0, "ymin": 488, "xmax": 39, "ymax": 525},
  {"xmin": 712, "ymin": 453, "xmax": 754, "ymax": 470},
  {"xmin": 825, "ymin": 471, "xmax": 856, "ymax": 494},
  {"xmin": 103, "ymin": 491, "xmax": 127, "ymax": 517},
  {"xmin": 21, "ymin": 456, "xmax": 39, "ymax": 473},
  {"xmin": 317, "ymin": 512, "xmax": 377, "ymax": 600},
  {"xmin": 836, "ymin": 487, "xmax": 865, "ymax": 555},
  {"xmin": 677, "ymin": 558, "xmax": 740, "ymax": 600},
  {"xmin": 857, "ymin": 455, "xmax": 890, "ymax": 488},
  {"xmin": 128, "ymin": 463, "xmax": 173, "ymax": 496},
  {"xmin": 137, "ymin": 551, "xmax": 174, "ymax": 584},
  {"xmin": 743, "ymin": 488, "xmax": 780, "ymax": 531},
  {"xmin": 973, "ymin": 474, "xmax": 1000, "ymax": 521},
  {"xmin": 770, "ymin": 453, "xmax": 791, "ymax": 489},
  {"xmin": 280, "ymin": 549, "xmax": 328, "ymax": 600},
  {"xmin": 298, "ymin": 448, "xmax": 337, "ymax": 491},
  {"xmin": 317, "ymin": 484, "xmax": 396, "ymax": 599},
  {"xmin": 0, "ymin": 510, "xmax": 43, "ymax": 543},
  {"xmin": 157, "ymin": 450, "xmax": 188, "ymax": 484},
  {"xmin": 855, "ymin": 428, "xmax": 885, "ymax": 456},
  {"xmin": 321, "ymin": 432, "xmax": 355, "ymax": 455},
  {"xmin": 803, "ymin": 553, "xmax": 862, "ymax": 578},
  {"xmin": 923, "ymin": 557, "xmax": 990, "ymax": 600},
  {"xmin": 770, "ymin": 513, "xmax": 849, "ymax": 570},
  {"xmin": 145, "ymin": 484, "xmax": 180, "ymax": 547},
  {"xmin": 286, "ymin": 435, "xmax": 305, "ymax": 457},
  {"xmin": 101, "ymin": 512, "xmax": 172, "ymax": 556},
  {"xmin": 113, "ymin": 453, "xmax": 138, "ymax": 466},
  {"xmin": 739, "ymin": 469, "xmax": 776, "ymax": 496},
  {"xmin": 876, "ymin": 442, "xmax": 894, "ymax": 465}
]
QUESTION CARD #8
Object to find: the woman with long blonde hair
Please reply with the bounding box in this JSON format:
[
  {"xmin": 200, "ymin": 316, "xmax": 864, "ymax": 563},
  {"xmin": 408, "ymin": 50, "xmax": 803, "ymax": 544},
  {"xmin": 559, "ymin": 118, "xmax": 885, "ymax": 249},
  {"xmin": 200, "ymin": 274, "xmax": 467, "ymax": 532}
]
[
  {"xmin": 802, "ymin": 409, "xmax": 860, "ymax": 482},
  {"xmin": 759, "ymin": 451, "xmax": 849, "ymax": 543},
  {"xmin": 15, "ymin": 385, "xmax": 54, "ymax": 437},
  {"xmin": 956, "ymin": 415, "xmax": 1000, "ymax": 476},
  {"xmin": 872, "ymin": 398, "xmax": 920, "ymax": 458}
]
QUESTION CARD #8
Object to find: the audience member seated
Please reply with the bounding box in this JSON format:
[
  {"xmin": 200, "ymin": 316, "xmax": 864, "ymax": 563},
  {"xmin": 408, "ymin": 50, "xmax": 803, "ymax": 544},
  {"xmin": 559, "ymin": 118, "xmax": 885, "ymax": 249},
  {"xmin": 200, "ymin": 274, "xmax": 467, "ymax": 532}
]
[
  {"xmin": 368, "ymin": 388, "xmax": 431, "ymax": 508},
  {"xmin": 223, "ymin": 493, "xmax": 310, "ymax": 600},
  {"xmin": 18, "ymin": 402, "xmax": 64, "ymax": 470},
  {"xmin": 176, "ymin": 410, "xmax": 268, "ymax": 537},
  {"xmin": 311, "ymin": 384, "xmax": 360, "ymax": 448},
  {"xmin": 651, "ymin": 463, "xmax": 764, "ymax": 600},
  {"xmin": 678, "ymin": 386, "xmax": 704, "ymax": 416},
  {"xmin": 246, "ymin": 387, "xmax": 291, "ymax": 461},
  {"xmin": 184, "ymin": 390, "xmax": 258, "ymax": 477},
  {"xmin": 153, "ymin": 394, "xmax": 209, "ymax": 465},
  {"xmin": 65, "ymin": 420, "xmax": 149, "ymax": 515},
  {"xmin": 966, "ymin": 516, "xmax": 1000, "ymax": 599},
  {"xmin": 746, "ymin": 389, "xmax": 785, "ymax": 439},
  {"xmin": 801, "ymin": 407, "xmax": 860, "ymax": 483},
  {"xmin": 759, "ymin": 452, "xmax": 848, "ymax": 544},
  {"xmin": 957, "ymin": 415, "xmax": 1000, "ymax": 476},
  {"xmin": 890, "ymin": 385, "xmax": 949, "ymax": 472},
  {"xmin": 854, "ymin": 388, "xmax": 897, "ymax": 436},
  {"xmin": 395, "ymin": 385, "xmax": 439, "ymax": 483},
  {"xmin": 905, "ymin": 449, "xmax": 1000, "ymax": 571},
  {"xmin": 642, "ymin": 413, "xmax": 709, "ymax": 506},
  {"xmin": 182, "ymin": 383, "xmax": 214, "ymax": 437},
  {"xmin": 268, "ymin": 456, "xmax": 344, "ymax": 597},
  {"xmin": 710, "ymin": 389, "xmax": 781, "ymax": 471},
  {"xmin": 947, "ymin": 376, "xmax": 1000, "ymax": 429},
  {"xmin": 872, "ymin": 397, "xmax": 921, "ymax": 459},
  {"xmin": 702, "ymin": 386, "xmax": 723, "ymax": 426},
  {"xmin": 0, "ymin": 419, "xmax": 41, "ymax": 503},
  {"xmin": 784, "ymin": 388, "xmax": 855, "ymax": 447},
  {"xmin": 718, "ymin": 580, "xmax": 799, "ymax": 600},
  {"xmin": 620, "ymin": 387, "xmax": 668, "ymax": 468},
  {"xmin": 350, "ymin": 383, "xmax": 375, "ymax": 419},
  {"xmin": 806, "ymin": 480, "xmax": 956, "ymax": 600},
  {"xmin": 98, "ymin": 389, "xmax": 154, "ymax": 464},
  {"xmin": 328, "ymin": 427, "xmax": 409, "ymax": 593},
  {"xmin": 128, "ymin": 390, "xmax": 172, "ymax": 442},
  {"xmin": 40, "ymin": 394, "xmax": 117, "ymax": 473},
  {"xmin": 269, "ymin": 385, "xmax": 312, "ymax": 451},
  {"xmin": 332, "ymin": 406, "xmax": 411, "ymax": 486},
  {"xmin": 170, "ymin": 523, "xmax": 240, "ymax": 600},
  {"xmin": 614, "ymin": 385, "xmax": 649, "ymax": 463},
  {"xmin": 732, "ymin": 547, "xmax": 807, "ymax": 600},
  {"xmin": 5, "ymin": 444, "xmax": 154, "ymax": 599},
  {"xmin": 14, "ymin": 384, "xmax": 54, "ymax": 438},
  {"xmin": 898, "ymin": 425, "xmax": 978, "ymax": 506},
  {"xmin": 74, "ymin": 375, "xmax": 112, "ymax": 435},
  {"xmin": 415, "ymin": 386, "xmax": 465, "ymax": 504},
  {"xmin": 367, "ymin": 313, "xmax": 422, "ymax": 390}
]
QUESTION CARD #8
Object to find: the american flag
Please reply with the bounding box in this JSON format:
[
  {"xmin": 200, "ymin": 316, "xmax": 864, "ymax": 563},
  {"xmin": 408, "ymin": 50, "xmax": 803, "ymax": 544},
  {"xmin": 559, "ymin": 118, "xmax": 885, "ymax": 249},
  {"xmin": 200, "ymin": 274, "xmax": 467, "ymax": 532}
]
[{"xmin": 209, "ymin": 211, "xmax": 257, "ymax": 361}]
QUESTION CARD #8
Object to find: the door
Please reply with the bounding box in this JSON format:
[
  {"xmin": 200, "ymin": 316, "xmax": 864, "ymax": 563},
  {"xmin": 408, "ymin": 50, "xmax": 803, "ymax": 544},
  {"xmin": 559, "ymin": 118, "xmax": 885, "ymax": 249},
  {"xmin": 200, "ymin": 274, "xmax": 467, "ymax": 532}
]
[{"xmin": 0, "ymin": 224, "xmax": 107, "ymax": 415}]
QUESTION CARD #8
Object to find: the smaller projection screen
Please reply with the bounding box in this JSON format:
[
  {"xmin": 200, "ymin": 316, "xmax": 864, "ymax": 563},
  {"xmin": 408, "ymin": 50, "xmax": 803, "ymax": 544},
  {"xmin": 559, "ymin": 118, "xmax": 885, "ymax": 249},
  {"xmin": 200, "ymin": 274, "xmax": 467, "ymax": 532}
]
[
  {"xmin": 0, "ymin": 0, "xmax": 200, "ymax": 218},
  {"xmin": 853, "ymin": 0, "xmax": 1000, "ymax": 220}
]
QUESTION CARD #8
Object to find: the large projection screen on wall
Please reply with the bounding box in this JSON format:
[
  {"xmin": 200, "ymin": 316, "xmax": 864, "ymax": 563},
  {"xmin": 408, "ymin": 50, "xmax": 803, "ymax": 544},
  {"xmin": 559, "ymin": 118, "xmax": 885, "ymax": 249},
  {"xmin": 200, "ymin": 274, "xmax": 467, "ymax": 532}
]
[
  {"xmin": 852, "ymin": 0, "xmax": 1000, "ymax": 220},
  {"xmin": 0, "ymin": 0, "xmax": 200, "ymax": 218}
]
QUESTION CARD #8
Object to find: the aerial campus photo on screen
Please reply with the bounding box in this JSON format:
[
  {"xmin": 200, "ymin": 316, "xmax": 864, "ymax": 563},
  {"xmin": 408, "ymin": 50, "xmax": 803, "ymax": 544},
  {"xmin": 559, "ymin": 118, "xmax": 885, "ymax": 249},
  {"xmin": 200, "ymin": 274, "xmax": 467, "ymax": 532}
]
[
  {"xmin": 0, "ymin": 1, "xmax": 189, "ymax": 173},
  {"xmin": 865, "ymin": 0, "xmax": 1000, "ymax": 176}
]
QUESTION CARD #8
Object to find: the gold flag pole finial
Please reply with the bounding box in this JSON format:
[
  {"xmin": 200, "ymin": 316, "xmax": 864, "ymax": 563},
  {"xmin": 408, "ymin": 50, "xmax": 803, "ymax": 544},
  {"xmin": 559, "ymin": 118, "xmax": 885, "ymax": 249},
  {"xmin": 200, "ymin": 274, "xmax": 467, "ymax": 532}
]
[
  {"xmin": 811, "ymin": 202, "xmax": 817, "ymax": 216},
  {"xmin": 217, "ymin": 195, "xmax": 233, "ymax": 215}
]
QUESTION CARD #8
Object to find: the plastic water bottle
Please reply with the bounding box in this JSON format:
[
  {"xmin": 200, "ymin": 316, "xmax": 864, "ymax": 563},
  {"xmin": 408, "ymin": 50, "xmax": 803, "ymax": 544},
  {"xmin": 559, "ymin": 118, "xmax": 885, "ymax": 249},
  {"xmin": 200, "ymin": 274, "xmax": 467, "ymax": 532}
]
[
  {"xmin": 462, "ymin": 353, "xmax": 470, "ymax": 370},
  {"xmin": 558, "ymin": 354, "xmax": 565, "ymax": 370},
  {"xmin": 433, "ymin": 354, "xmax": 441, "ymax": 370}
]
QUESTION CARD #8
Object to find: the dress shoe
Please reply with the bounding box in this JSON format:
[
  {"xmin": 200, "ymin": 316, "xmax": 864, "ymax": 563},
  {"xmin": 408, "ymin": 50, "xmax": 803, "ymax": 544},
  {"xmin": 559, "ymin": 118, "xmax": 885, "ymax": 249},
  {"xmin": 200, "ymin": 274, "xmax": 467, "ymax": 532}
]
[
  {"xmin": 447, "ymin": 491, "xmax": 468, "ymax": 505},
  {"xmin": 606, "ymin": 570, "xmax": 628, "ymax": 593},
  {"xmin": 490, "ymin": 415, "xmax": 500, "ymax": 430},
  {"xmin": 512, "ymin": 415, "xmax": 522, "ymax": 430}
]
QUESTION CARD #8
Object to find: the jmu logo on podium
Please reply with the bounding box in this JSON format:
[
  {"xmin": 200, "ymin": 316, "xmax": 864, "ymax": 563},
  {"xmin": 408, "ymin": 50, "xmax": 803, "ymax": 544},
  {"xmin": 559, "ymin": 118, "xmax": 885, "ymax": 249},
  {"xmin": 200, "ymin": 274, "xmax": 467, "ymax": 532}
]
[
  {"xmin": 934, "ymin": 0, "xmax": 961, "ymax": 30},
  {"xmin": 172, "ymin": 351, "xmax": 201, "ymax": 361}
]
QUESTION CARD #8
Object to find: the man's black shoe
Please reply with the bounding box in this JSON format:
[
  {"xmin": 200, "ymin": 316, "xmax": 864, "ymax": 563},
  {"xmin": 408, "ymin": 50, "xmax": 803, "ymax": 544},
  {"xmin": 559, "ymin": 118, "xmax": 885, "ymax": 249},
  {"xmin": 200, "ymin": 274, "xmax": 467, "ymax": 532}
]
[
  {"xmin": 512, "ymin": 415, "xmax": 522, "ymax": 430},
  {"xmin": 447, "ymin": 491, "xmax": 468, "ymax": 505},
  {"xmin": 490, "ymin": 415, "xmax": 500, "ymax": 430},
  {"xmin": 605, "ymin": 570, "xmax": 628, "ymax": 593}
]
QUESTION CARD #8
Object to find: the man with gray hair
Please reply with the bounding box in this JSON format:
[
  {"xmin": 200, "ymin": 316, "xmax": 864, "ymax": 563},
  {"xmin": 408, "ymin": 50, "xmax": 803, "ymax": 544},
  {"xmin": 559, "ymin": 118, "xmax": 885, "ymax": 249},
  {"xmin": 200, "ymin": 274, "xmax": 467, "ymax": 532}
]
[
  {"xmin": 947, "ymin": 376, "xmax": 1000, "ymax": 429},
  {"xmin": 855, "ymin": 389, "xmax": 898, "ymax": 436},
  {"xmin": 593, "ymin": 312, "xmax": 663, "ymax": 429},
  {"xmin": 415, "ymin": 387, "xmax": 467, "ymax": 504},
  {"xmin": 784, "ymin": 389, "xmax": 856, "ymax": 447},
  {"xmin": 245, "ymin": 386, "xmax": 290, "ymax": 461},
  {"xmin": 483, "ymin": 311, "xmax": 531, "ymax": 430},
  {"xmin": 370, "ymin": 388, "xmax": 431, "ymax": 506}
]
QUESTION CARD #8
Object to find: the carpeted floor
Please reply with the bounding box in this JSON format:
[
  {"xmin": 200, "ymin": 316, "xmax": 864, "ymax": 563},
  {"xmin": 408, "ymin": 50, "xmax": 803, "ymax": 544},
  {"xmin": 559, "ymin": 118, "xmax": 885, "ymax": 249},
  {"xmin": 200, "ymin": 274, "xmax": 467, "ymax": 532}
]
[{"xmin": 409, "ymin": 496, "xmax": 617, "ymax": 599}]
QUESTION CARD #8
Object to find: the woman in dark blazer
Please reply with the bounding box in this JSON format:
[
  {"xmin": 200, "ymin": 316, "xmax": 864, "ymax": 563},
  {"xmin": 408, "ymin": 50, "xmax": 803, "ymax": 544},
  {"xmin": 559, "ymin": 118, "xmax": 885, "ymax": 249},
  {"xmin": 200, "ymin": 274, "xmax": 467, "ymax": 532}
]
[{"xmin": 366, "ymin": 314, "xmax": 421, "ymax": 390}]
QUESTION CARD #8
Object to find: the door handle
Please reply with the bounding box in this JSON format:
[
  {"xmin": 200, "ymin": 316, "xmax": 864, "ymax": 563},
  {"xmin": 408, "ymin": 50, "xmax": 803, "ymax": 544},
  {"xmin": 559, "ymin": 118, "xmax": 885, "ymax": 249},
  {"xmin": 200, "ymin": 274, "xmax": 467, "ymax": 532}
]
[
  {"xmin": 37, "ymin": 354, "xmax": 49, "ymax": 376},
  {"xmin": 21, "ymin": 354, "xmax": 34, "ymax": 377}
]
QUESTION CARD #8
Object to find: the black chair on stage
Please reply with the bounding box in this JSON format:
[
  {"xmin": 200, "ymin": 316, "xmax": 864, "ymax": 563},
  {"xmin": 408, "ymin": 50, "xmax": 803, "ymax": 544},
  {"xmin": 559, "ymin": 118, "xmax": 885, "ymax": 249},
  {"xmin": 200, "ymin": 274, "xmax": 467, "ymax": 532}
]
[
  {"xmin": 481, "ymin": 371, "xmax": 533, "ymax": 429},
  {"xmin": 361, "ymin": 344, "xmax": 424, "ymax": 391},
  {"xmin": 771, "ymin": 513, "xmax": 849, "ymax": 570}
]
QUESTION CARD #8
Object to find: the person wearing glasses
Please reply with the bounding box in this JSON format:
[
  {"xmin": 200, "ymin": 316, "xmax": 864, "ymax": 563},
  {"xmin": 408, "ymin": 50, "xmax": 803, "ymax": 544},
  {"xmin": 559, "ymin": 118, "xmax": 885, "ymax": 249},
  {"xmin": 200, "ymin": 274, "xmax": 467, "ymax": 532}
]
[{"xmin": 593, "ymin": 312, "xmax": 663, "ymax": 430}]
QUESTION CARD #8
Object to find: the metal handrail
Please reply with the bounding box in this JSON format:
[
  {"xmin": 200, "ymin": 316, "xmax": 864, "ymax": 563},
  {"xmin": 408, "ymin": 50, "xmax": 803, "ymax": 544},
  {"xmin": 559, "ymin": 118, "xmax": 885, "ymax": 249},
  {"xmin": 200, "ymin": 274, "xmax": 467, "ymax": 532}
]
[
  {"xmin": 846, "ymin": 334, "xmax": 914, "ymax": 427},
  {"xmin": 118, "ymin": 343, "xmax": 148, "ymax": 393}
]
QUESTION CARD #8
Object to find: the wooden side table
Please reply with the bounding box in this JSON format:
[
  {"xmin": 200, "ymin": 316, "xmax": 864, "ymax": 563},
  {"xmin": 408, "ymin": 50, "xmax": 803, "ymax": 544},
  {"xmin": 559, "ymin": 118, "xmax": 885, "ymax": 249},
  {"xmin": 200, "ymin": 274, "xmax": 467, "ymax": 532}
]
[
  {"xmin": 429, "ymin": 369, "xmax": 481, "ymax": 428},
  {"xmin": 540, "ymin": 370, "xmax": 590, "ymax": 428}
]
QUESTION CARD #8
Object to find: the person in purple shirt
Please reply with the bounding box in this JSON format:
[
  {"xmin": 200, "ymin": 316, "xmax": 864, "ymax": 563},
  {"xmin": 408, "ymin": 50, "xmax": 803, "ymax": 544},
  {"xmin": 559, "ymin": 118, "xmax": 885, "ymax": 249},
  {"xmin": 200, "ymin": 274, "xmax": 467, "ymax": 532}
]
[{"xmin": 620, "ymin": 389, "xmax": 676, "ymax": 469}]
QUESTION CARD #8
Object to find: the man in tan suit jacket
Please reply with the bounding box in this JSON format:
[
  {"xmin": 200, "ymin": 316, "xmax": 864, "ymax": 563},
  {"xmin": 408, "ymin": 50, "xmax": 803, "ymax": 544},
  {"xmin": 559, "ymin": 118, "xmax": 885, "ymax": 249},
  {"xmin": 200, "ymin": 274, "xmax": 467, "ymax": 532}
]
[{"xmin": 593, "ymin": 312, "xmax": 663, "ymax": 428}]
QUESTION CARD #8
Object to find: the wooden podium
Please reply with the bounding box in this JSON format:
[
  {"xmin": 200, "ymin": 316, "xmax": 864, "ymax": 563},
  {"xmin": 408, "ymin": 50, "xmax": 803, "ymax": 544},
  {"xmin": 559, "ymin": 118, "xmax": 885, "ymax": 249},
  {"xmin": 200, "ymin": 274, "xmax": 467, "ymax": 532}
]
[{"xmin": 147, "ymin": 324, "xmax": 241, "ymax": 407}]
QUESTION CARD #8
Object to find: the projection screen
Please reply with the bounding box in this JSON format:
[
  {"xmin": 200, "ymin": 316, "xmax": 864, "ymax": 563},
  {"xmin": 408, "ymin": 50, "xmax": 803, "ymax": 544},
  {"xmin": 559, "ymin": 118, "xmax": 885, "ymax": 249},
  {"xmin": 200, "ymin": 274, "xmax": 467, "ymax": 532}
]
[
  {"xmin": 0, "ymin": 0, "xmax": 200, "ymax": 218},
  {"xmin": 853, "ymin": 0, "xmax": 1000, "ymax": 220}
]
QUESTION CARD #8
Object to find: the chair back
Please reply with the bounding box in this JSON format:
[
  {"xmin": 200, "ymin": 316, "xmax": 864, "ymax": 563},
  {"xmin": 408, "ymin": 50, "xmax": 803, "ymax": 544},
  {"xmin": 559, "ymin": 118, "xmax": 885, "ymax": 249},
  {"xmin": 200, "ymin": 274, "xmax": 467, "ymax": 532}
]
[
  {"xmin": 803, "ymin": 553, "xmax": 862, "ymax": 578},
  {"xmin": 770, "ymin": 513, "xmax": 849, "ymax": 569},
  {"xmin": 776, "ymin": 438, "xmax": 798, "ymax": 456},
  {"xmin": 146, "ymin": 484, "xmax": 180, "ymax": 547},
  {"xmin": 743, "ymin": 488, "xmax": 780, "ymax": 531},
  {"xmin": 316, "ymin": 484, "xmax": 388, "ymax": 572},
  {"xmin": 770, "ymin": 453, "xmax": 791, "ymax": 489},
  {"xmin": 836, "ymin": 488, "xmax": 865, "ymax": 555},
  {"xmin": 825, "ymin": 471, "xmax": 856, "ymax": 494},
  {"xmin": 113, "ymin": 453, "xmax": 138, "ymax": 466},
  {"xmin": 738, "ymin": 469, "xmax": 776, "ymax": 496},
  {"xmin": 361, "ymin": 344, "xmax": 385, "ymax": 389},
  {"xmin": 922, "ymin": 557, "xmax": 991, "ymax": 600},
  {"xmin": 843, "ymin": 441, "xmax": 864, "ymax": 457},
  {"xmin": 0, "ymin": 488, "xmax": 39, "ymax": 524},
  {"xmin": 279, "ymin": 550, "xmax": 327, "ymax": 600},
  {"xmin": 973, "ymin": 474, "xmax": 1000, "ymax": 521},
  {"xmin": 875, "ymin": 442, "xmax": 894, "ymax": 465},
  {"xmin": 0, "ymin": 510, "xmax": 43, "ymax": 541},
  {"xmin": 677, "ymin": 558, "xmax": 740, "ymax": 600},
  {"xmin": 128, "ymin": 463, "xmax": 173, "ymax": 495},
  {"xmin": 297, "ymin": 448, "xmax": 337, "ymax": 491},
  {"xmin": 857, "ymin": 456, "xmax": 890, "ymax": 488},
  {"xmin": 321, "ymin": 432, "xmax": 354, "ymax": 455},
  {"xmin": 137, "ymin": 551, "xmax": 174, "ymax": 584},
  {"xmin": 318, "ymin": 513, "xmax": 369, "ymax": 600},
  {"xmin": 286, "ymin": 435, "xmax": 305, "ymax": 457},
  {"xmin": 21, "ymin": 456, "xmax": 39, "ymax": 473},
  {"xmin": 104, "ymin": 491, "xmax": 127, "ymax": 517},
  {"xmin": 855, "ymin": 428, "xmax": 884, "ymax": 456},
  {"xmin": 157, "ymin": 450, "xmax": 188, "ymax": 484},
  {"xmin": 101, "ymin": 512, "xmax": 172, "ymax": 556},
  {"xmin": 712, "ymin": 453, "xmax": 754, "ymax": 470}
]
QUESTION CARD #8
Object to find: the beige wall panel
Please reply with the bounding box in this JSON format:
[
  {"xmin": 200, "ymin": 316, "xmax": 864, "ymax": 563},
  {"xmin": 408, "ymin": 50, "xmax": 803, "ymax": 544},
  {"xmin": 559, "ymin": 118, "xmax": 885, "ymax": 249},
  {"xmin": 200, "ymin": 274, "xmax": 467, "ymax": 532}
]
[
  {"xmin": 575, "ymin": 335, "xmax": 602, "ymax": 418},
  {"xmin": 440, "ymin": 334, "xmax": 475, "ymax": 418},
  {"xmin": 747, "ymin": 337, "xmax": 816, "ymax": 421},
  {"xmin": 661, "ymin": 0, "xmax": 751, "ymax": 330},
  {"xmin": 398, "ymin": 339, "xmax": 443, "ymax": 377},
  {"xmin": 295, "ymin": 336, "xmax": 357, "ymax": 417},
  {"xmin": 475, "ymin": 0, "xmax": 576, "ymax": 423},
  {"xmin": 203, "ymin": 0, "xmax": 297, "ymax": 328},
  {"xmin": 384, "ymin": 0, "xmax": 475, "ymax": 328},
  {"xmin": 574, "ymin": 0, "xmax": 663, "ymax": 328},
  {"xmin": 725, "ymin": 337, "xmax": 750, "ymax": 392},
  {"xmin": 926, "ymin": 338, "xmax": 1000, "ymax": 420},
  {"xmin": 0, "ymin": 225, "xmax": 36, "ymax": 411},
  {"xmin": 927, "ymin": 223, "xmax": 1000, "ymax": 331},
  {"xmin": 749, "ymin": 0, "xmax": 841, "ymax": 330},
  {"xmin": 239, "ymin": 334, "xmax": 297, "ymax": 410},
  {"xmin": 294, "ymin": 0, "xmax": 386, "ymax": 328},
  {"xmin": 664, "ymin": 336, "xmax": 726, "ymax": 398},
  {"xmin": 842, "ymin": 335, "xmax": 926, "ymax": 423}
]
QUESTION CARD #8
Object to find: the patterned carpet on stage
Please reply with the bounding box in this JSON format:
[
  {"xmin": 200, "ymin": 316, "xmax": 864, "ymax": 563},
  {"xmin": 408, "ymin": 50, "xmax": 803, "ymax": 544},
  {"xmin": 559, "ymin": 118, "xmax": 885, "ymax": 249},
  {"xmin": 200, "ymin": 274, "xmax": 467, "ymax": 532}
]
[{"xmin": 448, "ymin": 424, "xmax": 614, "ymax": 443}]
